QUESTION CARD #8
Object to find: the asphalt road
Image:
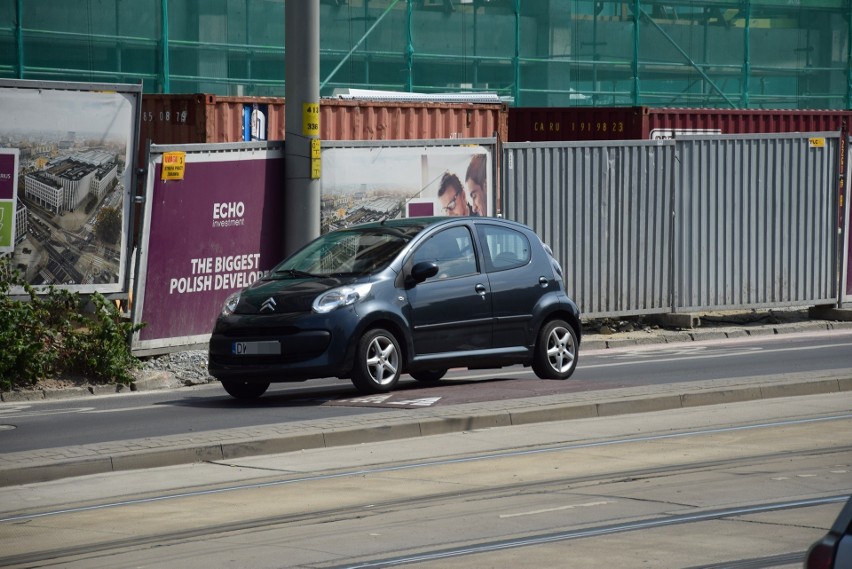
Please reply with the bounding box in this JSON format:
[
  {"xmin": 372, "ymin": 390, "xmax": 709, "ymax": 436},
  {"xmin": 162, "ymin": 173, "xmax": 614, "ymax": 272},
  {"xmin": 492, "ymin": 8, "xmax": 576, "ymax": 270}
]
[{"xmin": 2, "ymin": 329, "xmax": 851, "ymax": 455}]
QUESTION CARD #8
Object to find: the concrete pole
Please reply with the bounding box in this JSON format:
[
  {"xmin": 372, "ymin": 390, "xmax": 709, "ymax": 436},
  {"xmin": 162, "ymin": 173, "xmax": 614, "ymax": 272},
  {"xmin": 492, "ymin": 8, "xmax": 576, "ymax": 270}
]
[{"xmin": 284, "ymin": 0, "xmax": 320, "ymax": 257}]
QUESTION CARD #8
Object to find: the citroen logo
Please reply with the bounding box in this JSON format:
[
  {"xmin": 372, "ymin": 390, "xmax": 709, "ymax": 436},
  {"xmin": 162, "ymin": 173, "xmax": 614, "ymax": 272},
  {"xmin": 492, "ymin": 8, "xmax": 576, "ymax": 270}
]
[{"xmin": 260, "ymin": 297, "xmax": 277, "ymax": 313}]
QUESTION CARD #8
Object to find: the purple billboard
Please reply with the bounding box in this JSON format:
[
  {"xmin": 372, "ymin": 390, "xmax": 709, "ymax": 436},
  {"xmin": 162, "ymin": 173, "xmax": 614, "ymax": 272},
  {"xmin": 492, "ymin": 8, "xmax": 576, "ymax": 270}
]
[
  {"xmin": 846, "ymin": 189, "xmax": 851, "ymax": 299},
  {"xmin": 0, "ymin": 149, "xmax": 19, "ymax": 253},
  {"xmin": 132, "ymin": 143, "xmax": 283, "ymax": 355}
]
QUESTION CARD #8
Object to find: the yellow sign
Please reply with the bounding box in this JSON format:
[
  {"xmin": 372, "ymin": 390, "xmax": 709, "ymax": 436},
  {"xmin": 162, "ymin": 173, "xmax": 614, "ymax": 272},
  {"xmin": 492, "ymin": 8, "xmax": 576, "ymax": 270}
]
[
  {"xmin": 303, "ymin": 103, "xmax": 320, "ymax": 136},
  {"xmin": 809, "ymin": 137, "xmax": 825, "ymax": 148},
  {"xmin": 311, "ymin": 139, "xmax": 321, "ymax": 179},
  {"xmin": 161, "ymin": 151, "xmax": 186, "ymax": 181}
]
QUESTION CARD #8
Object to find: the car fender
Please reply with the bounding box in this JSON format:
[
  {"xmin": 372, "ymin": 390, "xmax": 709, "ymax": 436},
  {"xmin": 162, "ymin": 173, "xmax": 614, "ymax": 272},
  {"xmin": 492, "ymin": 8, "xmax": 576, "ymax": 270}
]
[
  {"xmin": 529, "ymin": 292, "xmax": 582, "ymax": 345},
  {"xmin": 344, "ymin": 298, "xmax": 414, "ymax": 372}
]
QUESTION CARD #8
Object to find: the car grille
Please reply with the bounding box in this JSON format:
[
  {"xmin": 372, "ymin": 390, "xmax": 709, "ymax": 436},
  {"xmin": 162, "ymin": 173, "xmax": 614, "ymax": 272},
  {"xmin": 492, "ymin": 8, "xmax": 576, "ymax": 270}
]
[
  {"xmin": 210, "ymin": 352, "xmax": 312, "ymax": 366},
  {"xmin": 224, "ymin": 326, "xmax": 302, "ymax": 338}
]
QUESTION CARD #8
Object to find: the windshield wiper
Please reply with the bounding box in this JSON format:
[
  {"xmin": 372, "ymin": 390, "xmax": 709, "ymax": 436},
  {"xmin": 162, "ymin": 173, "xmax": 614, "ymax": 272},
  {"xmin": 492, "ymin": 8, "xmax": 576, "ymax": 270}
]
[{"xmin": 274, "ymin": 268, "xmax": 324, "ymax": 278}]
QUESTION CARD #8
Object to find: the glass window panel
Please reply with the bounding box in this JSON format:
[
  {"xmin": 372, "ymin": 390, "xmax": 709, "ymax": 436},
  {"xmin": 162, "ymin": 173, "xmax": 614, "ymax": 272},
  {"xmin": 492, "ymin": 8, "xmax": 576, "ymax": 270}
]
[
  {"xmin": 0, "ymin": 0, "xmax": 15, "ymax": 78},
  {"xmin": 320, "ymin": 2, "xmax": 407, "ymax": 93},
  {"xmin": 13, "ymin": 0, "xmax": 159, "ymax": 85},
  {"xmin": 410, "ymin": 1, "xmax": 514, "ymax": 95}
]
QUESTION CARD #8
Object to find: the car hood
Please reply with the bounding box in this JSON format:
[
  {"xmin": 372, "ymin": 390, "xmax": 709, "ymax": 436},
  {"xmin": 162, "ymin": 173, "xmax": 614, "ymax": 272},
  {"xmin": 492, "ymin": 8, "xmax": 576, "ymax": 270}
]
[{"xmin": 235, "ymin": 275, "xmax": 357, "ymax": 315}]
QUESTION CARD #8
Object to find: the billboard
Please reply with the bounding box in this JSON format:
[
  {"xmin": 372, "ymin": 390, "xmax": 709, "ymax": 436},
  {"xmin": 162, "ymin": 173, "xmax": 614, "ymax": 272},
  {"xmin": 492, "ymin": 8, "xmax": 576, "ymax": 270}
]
[
  {"xmin": 320, "ymin": 140, "xmax": 496, "ymax": 233},
  {"xmin": 845, "ymin": 145, "xmax": 852, "ymax": 303},
  {"xmin": 0, "ymin": 79, "xmax": 140, "ymax": 294},
  {"xmin": 132, "ymin": 142, "xmax": 284, "ymax": 355},
  {"xmin": 0, "ymin": 149, "xmax": 19, "ymax": 253}
]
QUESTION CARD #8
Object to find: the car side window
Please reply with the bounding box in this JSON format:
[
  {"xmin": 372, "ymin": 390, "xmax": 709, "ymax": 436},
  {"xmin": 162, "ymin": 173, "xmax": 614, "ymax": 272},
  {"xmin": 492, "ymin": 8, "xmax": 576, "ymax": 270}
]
[
  {"xmin": 476, "ymin": 225, "xmax": 531, "ymax": 272},
  {"xmin": 412, "ymin": 226, "xmax": 477, "ymax": 281}
]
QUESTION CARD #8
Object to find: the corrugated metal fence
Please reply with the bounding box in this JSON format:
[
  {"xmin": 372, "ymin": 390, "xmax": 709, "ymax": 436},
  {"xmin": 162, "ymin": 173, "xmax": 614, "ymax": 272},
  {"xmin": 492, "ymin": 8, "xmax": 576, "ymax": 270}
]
[{"xmin": 503, "ymin": 133, "xmax": 839, "ymax": 318}]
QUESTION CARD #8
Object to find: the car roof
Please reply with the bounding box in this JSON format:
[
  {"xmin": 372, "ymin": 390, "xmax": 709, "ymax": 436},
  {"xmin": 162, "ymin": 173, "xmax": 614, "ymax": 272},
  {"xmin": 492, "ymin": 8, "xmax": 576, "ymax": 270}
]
[
  {"xmin": 349, "ymin": 216, "xmax": 449, "ymax": 231},
  {"xmin": 347, "ymin": 216, "xmax": 531, "ymax": 234}
]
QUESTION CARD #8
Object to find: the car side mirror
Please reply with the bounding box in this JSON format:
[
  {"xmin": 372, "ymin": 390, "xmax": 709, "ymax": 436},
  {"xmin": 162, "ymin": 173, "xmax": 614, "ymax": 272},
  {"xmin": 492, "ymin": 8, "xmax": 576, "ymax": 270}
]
[{"xmin": 411, "ymin": 261, "xmax": 439, "ymax": 283}]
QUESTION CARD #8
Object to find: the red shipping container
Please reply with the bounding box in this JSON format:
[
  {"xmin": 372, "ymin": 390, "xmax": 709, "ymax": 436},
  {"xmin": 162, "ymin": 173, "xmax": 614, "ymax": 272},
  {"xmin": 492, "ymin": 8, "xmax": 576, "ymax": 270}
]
[
  {"xmin": 138, "ymin": 94, "xmax": 508, "ymax": 168},
  {"xmin": 508, "ymin": 106, "xmax": 852, "ymax": 142},
  {"xmin": 319, "ymin": 98, "xmax": 508, "ymax": 142}
]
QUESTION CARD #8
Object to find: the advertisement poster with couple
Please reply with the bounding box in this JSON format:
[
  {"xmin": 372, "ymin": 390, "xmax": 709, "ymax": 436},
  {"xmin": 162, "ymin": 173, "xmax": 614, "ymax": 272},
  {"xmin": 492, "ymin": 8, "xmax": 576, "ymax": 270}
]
[{"xmin": 319, "ymin": 144, "xmax": 493, "ymax": 234}]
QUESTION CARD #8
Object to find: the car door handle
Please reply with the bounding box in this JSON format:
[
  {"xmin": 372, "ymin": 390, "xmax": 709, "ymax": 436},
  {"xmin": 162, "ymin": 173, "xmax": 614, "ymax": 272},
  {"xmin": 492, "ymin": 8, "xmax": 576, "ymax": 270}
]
[
  {"xmin": 539, "ymin": 276, "xmax": 549, "ymax": 288},
  {"xmin": 475, "ymin": 283, "xmax": 488, "ymax": 298}
]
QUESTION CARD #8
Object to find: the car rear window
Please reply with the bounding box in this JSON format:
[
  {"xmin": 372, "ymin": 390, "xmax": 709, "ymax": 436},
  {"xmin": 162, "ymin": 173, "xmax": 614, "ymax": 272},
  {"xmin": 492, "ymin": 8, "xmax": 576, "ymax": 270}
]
[{"xmin": 476, "ymin": 224, "xmax": 531, "ymax": 271}]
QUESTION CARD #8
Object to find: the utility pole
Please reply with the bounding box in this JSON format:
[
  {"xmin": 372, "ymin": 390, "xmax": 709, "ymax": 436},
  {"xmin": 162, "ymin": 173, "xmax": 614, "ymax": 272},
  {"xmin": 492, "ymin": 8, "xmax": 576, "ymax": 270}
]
[{"xmin": 284, "ymin": 1, "xmax": 320, "ymax": 257}]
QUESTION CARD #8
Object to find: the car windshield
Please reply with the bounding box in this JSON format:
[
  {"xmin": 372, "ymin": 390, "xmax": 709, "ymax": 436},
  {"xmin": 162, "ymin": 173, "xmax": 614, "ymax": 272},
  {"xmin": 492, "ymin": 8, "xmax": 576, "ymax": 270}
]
[{"xmin": 273, "ymin": 228, "xmax": 413, "ymax": 277}]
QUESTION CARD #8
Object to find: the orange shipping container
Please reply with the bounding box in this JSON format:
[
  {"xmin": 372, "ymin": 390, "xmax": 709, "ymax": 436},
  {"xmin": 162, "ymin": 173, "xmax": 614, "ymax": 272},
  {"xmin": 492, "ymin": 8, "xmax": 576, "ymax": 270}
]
[
  {"xmin": 319, "ymin": 98, "xmax": 508, "ymax": 141},
  {"xmin": 138, "ymin": 94, "xmax": 508, "ymax": 168}
]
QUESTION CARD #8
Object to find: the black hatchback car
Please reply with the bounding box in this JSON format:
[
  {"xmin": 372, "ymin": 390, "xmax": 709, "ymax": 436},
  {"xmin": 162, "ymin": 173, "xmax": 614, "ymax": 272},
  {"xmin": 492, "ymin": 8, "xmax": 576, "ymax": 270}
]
[
  {"xmin": 805, "ymin": 495, "xmax": 852, "ymax": 569},
  {"xmin": 208, "ymin": 217, "xmax": 581, "ymax": 398}
]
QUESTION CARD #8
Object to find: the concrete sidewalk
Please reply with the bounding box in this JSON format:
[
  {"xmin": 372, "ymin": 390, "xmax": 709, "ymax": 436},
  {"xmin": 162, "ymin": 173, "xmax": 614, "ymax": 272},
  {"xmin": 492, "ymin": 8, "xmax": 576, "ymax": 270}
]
[{"xmin": 2, "ymin": 315, "xmax": 852, "ymax": 488}]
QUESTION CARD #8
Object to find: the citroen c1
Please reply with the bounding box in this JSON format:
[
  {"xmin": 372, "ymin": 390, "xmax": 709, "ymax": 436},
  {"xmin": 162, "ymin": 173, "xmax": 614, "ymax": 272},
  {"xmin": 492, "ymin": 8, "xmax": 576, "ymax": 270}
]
[{"xmin": 208, "ymin": 216, "xmax": 581, "ymax": 398}]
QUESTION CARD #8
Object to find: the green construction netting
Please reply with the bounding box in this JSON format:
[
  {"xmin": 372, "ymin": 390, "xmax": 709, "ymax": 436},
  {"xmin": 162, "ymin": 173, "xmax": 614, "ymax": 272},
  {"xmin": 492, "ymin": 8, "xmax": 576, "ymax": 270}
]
[{"xmin": 0, "ymin": 0, "xmax": 848, "ymax": 108}]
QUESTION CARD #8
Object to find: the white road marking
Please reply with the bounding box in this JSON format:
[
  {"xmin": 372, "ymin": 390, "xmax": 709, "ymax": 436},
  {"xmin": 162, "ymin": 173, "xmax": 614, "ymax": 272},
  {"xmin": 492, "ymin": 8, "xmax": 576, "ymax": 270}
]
[
  {"xmin": 583, "ymin": 342, "xmax": 852, "ymax": 369},
  {"xmin": 448, "ymin": 341, "xmax": 852, "ymax": 380},
  {"xmin": 0, "ymin": 407, "xmax": 95, "ymax": 418},
  {"xmin": 86, "ymin": 406, "xmax": 166, "ymax": 414},
  {"xmin": 0, "ymin": 405, "xmax": 32, "ymax": 416},
  {"xmin": 387, "ymin": 397, "xmax": 441, "ymax": 407},
  {"xmin": 344, "ymin": 395, "xmax": 393, "ymax": 404},
  {"xmin": 499, "ymin": 500, "xmax": 613, "ymax": 519}
]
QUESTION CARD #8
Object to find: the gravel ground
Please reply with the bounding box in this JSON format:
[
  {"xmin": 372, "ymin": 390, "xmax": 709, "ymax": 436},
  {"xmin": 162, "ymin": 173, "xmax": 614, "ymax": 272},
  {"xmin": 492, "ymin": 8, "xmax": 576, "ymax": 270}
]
[{"xmin": 139, "ymin": 350, "xmax": 215, "ymax": 386}]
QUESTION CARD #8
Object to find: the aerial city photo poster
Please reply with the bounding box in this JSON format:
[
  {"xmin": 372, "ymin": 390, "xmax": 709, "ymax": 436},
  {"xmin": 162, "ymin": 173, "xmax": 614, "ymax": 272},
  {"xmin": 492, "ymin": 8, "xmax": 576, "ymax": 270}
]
[
  {"xmin": 0, "ymin": 79, "xmax": 140, "ymax": 295},
  {"xmin": 320, "ymin": 142, "xmax": 494, "ymax": 233}
]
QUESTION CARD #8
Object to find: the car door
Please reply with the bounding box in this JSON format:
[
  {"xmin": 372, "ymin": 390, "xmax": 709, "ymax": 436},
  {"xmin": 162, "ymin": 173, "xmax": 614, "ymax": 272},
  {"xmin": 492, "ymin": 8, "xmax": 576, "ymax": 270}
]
[
  {"xmin": 476, "ymin": 223, "xmax": 552, "ymax": 349},
  {"xmin": 404, "ymin": 225, "xmax": 492, "ymax": 355}
]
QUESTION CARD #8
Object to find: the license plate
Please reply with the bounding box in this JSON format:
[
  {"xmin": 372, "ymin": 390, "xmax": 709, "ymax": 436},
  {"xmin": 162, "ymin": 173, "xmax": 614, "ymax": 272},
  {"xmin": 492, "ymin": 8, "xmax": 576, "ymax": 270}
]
[{"xmin": 232, "ymin": 341, "xmax": 280, "ymax": 355}]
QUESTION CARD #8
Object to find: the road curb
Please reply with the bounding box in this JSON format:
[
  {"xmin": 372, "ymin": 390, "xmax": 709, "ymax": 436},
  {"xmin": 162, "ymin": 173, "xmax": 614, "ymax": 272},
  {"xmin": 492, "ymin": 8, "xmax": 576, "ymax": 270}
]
[{"xmin": 2, "ymin": 371, "xmax": 851, "ymax": 488}]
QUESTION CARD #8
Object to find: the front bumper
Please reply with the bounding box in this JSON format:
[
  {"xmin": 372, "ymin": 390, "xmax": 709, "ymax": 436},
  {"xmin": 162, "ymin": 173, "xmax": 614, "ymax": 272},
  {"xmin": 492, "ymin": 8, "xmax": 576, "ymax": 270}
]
[{"xmin": 207, "ymin": 309, "xmax": 359, "ymax": 382}]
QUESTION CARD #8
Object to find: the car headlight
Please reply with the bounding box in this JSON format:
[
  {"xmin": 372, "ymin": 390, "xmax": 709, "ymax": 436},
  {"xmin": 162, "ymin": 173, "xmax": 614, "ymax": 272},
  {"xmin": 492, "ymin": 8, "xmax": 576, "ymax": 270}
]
[
  {"xmin": 312, "ymin": 283, "xmax": 372, "ymax": 314},
  {"xmin": 221, "ymin": 291, "xmax": 241, "ymax": 316}
]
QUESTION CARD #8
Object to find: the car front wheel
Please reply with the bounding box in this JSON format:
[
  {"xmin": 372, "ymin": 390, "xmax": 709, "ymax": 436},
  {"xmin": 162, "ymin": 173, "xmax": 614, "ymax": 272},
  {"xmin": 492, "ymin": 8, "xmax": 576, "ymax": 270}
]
[
  {"xmin": 532, "ymin": 319, "xmax": 578, "ymax": 380},
  {"xmin": 351, "ymin": 328, "xmax": 402, "ymax": 393},
  {"xmin": 221, "ymin": 380, "xmax": 270, "ymax": 399}
]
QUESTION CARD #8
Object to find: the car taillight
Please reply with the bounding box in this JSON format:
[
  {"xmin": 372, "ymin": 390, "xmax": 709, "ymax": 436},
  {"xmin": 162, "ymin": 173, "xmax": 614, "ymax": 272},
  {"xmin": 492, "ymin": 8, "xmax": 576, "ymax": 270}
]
[{"xmin": 804, "ymin": 540, "xmax": 836, "ymax": 569}]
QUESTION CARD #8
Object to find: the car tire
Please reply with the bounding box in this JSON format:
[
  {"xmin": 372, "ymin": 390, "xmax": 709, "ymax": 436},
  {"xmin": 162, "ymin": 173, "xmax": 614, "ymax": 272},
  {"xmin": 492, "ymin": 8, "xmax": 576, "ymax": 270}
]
[
  {"xmin": 410, "ymin": 369, "xmax": 447, "ymax": 383},
  {"xmin": 532, "ymin": 319, "xmax": 578, "ymax": 380},
  {"xmin": 221, "ymin": 380, "xmax": 270, "ymax": 399},
  {"xmin": 351, "ymin": 328, "xmax": 402, "ymax": 394}
]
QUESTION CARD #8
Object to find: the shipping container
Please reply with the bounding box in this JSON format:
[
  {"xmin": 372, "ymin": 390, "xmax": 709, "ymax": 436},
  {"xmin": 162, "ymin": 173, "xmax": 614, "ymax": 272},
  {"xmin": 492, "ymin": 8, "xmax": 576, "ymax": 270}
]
[
  {"xmin": 320, "ymin": 98, "xmax": 508, "ymax": 142},
  {"xmin": 507, "ymin": 107, "xmax": 852, "ymax": 142},
  {"xmin": 137, "ymin": 94, "xmax": 285, "ymax": 168},
  {"xmin": 138, "ymin": 94, "xmax": 508, "ymax": 167}
]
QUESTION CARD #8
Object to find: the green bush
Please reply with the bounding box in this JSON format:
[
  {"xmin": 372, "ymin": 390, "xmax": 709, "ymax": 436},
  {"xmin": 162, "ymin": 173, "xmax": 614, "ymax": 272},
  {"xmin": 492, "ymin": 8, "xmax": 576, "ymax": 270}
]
[{"xmin": 0, "ymin": 258, "xmax": 145, "ymax": 392}]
